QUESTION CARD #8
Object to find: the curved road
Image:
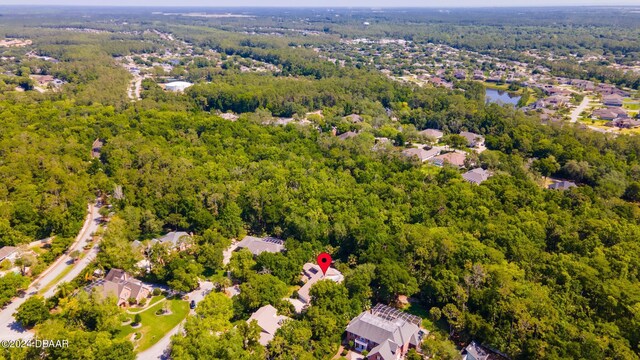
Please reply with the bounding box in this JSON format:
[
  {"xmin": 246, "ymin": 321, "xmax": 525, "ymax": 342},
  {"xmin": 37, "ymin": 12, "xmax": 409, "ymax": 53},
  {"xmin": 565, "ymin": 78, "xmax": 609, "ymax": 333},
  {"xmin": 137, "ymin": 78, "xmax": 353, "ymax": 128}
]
[
  {"xmin": 0, "ymin": 202, "xmax": 103, "ymax": 340},
  {"xmin": 570, "ymin": 96, "xmax": 591, "ymax": 123}
]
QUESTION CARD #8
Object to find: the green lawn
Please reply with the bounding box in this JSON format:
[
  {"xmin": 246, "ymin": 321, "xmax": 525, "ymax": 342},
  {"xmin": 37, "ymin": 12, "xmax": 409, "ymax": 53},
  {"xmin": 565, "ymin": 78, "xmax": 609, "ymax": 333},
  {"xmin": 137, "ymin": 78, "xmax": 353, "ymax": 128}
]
[
  {"xmin": 623, "ymin": 103, "xmax": 640, "ymax": 111},
  {"xmin": 116, "ymin": 298, "xmax": 189, "ymax": 352}
]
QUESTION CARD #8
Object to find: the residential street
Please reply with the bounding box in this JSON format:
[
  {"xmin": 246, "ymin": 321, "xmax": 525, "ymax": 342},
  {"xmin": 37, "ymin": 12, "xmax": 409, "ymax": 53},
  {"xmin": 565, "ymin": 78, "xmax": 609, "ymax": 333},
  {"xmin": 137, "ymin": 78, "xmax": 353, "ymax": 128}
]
[
  {"xmin": 135, "ymin": 281, "xmax": 214, "ymax": 360},
  {"xmin": 570, "ymin": 96, "xmax": 591, "ymax": 123},
  {"xmin": 0, "ymin": 202, "xmax": 102, "ymax": 341}
]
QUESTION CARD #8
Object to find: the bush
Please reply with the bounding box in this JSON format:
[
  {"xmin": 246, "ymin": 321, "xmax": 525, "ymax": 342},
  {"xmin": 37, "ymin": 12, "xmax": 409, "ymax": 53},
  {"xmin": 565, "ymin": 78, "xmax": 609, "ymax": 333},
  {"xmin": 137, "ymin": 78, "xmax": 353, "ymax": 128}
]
[
  {"xmin": 0, "ymin": 259, "xmax": 11, "ymax": 270},
  {"xmin": 128, "ymin": 297, "xmax": 137, "ymax": 305},
  {"xmin": 134, "ymin": 314, "xmax": 142, "ymax": 325},
  {"xmin": 138, "ymin": 298, "xmax": 147, "ymax": 306},
  {"xmin": 152, "ymin": 288, "xmax": 162, "ymax": 296}
]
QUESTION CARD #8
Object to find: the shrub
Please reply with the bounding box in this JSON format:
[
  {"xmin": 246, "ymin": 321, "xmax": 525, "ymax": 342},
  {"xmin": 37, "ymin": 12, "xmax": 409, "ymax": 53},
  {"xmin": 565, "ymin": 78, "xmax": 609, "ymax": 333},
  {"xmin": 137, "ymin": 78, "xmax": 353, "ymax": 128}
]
[{"xmin": 152, "ymin": 288, "xmax": 162, "ymax": 296}]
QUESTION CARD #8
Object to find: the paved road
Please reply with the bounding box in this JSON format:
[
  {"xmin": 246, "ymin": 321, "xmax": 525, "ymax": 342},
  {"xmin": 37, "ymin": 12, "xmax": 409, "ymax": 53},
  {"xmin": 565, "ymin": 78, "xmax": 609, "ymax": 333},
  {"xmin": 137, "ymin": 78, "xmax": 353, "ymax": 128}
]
[
  {"xmin": 136, "ymin": 281, "xmax": 214, "ymax": 360},
  {"xmin": 570, "ymin": 96, "xmax": 591, "ymax": 123},
  {"xmin": 0, "ymin": 202, "xmax": 102, "ymax": 341}
]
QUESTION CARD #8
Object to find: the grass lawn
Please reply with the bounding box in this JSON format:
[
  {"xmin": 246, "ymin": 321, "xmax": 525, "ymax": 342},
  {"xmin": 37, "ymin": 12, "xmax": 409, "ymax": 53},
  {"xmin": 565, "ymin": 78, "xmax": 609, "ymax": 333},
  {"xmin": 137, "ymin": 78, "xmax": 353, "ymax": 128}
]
[
  {"xmin": 116, "ymin": 298, "xmax": 189, "ymax": 352},
  {"xmin": 480, "ymin": 81, "xmax": 509, "ymax": 91},
  {"xmin": 624, "ymin": 103, "xmax": 640, "ymax": 111}
]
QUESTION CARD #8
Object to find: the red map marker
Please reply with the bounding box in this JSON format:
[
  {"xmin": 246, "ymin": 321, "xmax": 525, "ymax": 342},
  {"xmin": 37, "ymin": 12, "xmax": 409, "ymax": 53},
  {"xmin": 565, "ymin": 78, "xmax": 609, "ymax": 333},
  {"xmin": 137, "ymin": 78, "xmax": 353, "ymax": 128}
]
[{"xmin": 316, "ymin": 252, "xmax": 332, "ymax": 275}]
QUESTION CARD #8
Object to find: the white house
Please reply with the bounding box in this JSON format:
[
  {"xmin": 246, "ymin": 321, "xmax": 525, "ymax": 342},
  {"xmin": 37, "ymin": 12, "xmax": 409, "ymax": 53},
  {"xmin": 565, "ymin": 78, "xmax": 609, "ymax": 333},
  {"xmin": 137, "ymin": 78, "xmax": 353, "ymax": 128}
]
[{"xmin": 164, "ymin": 81, "xmax": 193, "ymax": 92}]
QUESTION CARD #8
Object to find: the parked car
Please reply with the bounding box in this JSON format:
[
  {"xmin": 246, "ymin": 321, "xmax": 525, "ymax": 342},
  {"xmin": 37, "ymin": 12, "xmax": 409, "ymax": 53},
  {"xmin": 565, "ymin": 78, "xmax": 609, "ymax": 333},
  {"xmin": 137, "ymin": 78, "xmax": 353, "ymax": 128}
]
[{"xmin": 190, "ymin": 300, "xmax": 196, "ymax": 309}]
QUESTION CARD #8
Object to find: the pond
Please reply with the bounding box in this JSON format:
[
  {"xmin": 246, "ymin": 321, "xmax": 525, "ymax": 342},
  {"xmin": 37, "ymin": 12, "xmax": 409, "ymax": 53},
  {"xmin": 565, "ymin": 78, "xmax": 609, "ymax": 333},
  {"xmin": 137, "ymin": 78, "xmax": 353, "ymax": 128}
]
[{"xmin": 485, "ymin": 88, "xmax": 521, "ymax": 106}]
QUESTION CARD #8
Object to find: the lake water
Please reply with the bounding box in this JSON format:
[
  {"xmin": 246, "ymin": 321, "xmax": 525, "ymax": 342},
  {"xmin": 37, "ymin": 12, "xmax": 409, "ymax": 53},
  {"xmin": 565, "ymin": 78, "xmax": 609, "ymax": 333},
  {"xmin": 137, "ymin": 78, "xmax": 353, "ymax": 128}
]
[{"xmin": 485, "ymin": 88, "xmax": 521, "ymax": 106}]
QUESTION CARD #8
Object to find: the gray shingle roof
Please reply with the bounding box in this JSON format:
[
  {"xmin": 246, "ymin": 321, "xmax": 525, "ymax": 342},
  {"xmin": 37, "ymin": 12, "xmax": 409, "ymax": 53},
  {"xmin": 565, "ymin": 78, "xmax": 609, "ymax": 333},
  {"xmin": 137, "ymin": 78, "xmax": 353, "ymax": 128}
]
[
  {"xmin": 236, "ymin": 236, "xmax": 285, "ymax": 256},
  {"xmin": 247, "ymin": 305, "xmax": 289, "ymax": 346},
  {"xmin": 462, "ymin": 168, "xmax": 492, "ymax": 185},
  {"xmin": 346, "ymin": 305, "xmax": 421, "ymax": 349}
]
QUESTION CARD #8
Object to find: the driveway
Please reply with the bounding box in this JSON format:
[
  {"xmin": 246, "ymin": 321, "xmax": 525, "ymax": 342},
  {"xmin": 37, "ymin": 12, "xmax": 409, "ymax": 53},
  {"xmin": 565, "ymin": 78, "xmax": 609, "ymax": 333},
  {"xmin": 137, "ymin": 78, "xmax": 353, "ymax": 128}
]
[
  {"xmin": 0, "ymin": 202, "xmax": 102, "ymax": 341},
  {"xmin": 135, "ymin": 281, "xmax": 213, "ymax": 360}
]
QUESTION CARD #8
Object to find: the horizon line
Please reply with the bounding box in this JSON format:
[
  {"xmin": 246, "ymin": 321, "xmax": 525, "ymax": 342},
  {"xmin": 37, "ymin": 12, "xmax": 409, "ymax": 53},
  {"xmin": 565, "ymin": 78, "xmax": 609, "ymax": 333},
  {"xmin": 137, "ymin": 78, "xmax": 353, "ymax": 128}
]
[{"xmin": 1, "ymin": 4, "xmax": 639, "ymax": 9}]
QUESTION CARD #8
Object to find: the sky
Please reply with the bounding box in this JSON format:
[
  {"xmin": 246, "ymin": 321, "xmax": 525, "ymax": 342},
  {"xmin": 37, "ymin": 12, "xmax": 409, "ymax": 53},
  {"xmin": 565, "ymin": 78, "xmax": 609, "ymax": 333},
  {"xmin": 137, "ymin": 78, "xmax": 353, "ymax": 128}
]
[{"xmin": 1, "ymin": 0, "xmax": 639, "ymax": 7}]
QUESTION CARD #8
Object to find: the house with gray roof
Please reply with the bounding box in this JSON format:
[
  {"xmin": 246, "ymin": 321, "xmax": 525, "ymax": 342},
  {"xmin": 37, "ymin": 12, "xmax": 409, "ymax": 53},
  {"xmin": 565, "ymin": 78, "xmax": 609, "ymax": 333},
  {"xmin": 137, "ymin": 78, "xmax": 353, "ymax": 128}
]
[
  {"xmin": 548, "ymin": 181, "xmax": 576, "ymax": 190},
  {"xmin": 402, "ymin": 147, "xmax": 440, "ymax": 163},
  {"xmin": 603, "ymin": 94, "xmax": 623, "ymax": 107},
  {"xmin": 298, "ymin": 262, "xmax": 344, "ymax": 305},
  {"xmin": 462, "ymin": 168, "xmax": 492, "ymax": 185},
  {"xmin": 459, "ymin": 131, "xmax": 485, "ymax": 148},
  {"xmin": 236, "ymin": 236, "xmax": 285, "ymax": 256},
  {"xmin": 247, "ymin": 305, "xmax": 289, "ymax": 346},
  {"xmin": 345, "ymin": 304, "xmax": 424, "ymax": 359},
  {"xmin": 96, "ymin": 268, "xmax": 150, "ymax": 306},
  {"xmin": 462, "ymin": 341, "xmax": 510, "ymax": 360},
  {"xmin": 337, "ymin": 131, "xmax": 358, "ymax": 140},
  {"xmin": 152, "ymin": 231, "xmax": 192, "ymax": 251},
  {"xmin": 0, "ymin": 246, "xmax": 19, "ymax": 263},
  {"xmin": 419, "ymin": 129, "xmax": 444, "ymax": 141}
]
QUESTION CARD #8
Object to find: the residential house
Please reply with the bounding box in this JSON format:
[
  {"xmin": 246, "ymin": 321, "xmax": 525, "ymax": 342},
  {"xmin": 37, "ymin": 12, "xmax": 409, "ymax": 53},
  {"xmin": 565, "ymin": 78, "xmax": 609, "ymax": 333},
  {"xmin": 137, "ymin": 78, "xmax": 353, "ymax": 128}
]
[
  {"xmin": 419, "ymin": 129, "xmax": 444, "ymax": 141},
  {"xmin": 0, "ymin": 246, "xmax": 19, "ymax": 263},
  {"xmin": 462, "ymin": 341, "xmax": 509, "ymax": 360},
  {"xmin": 548, "ymin": 181, "xmax": 577, "ymax": 190},
  {"xmin": 30, "ymin": 75, "xmax": 54, "ymax": 86},
  {"xmin": 462, "ymin": 168, "xmax": 492, "ymax": 185},
  {"xmin": 429, "ymin": 151, "xmax": 467, "ymax": 168},
  {"xmin": 96, "ymin": 268, "xmax": 150, "ymax": 306},
  {"xmin": 459, "ymin": 131, "xmax": 485, "ymax": 148},
  {"xmin": 473, "ymin": 70, "xmax": 486, "ymax": 80},
  {"xmin": 218, "ymin": 112, "xmax": 239, "ymax": 121},
  {"xmin": 344, "ymin": 114, "xmax": 364, "ymax": 123},
  {"xmin": 546, "ymin": 95, "xmax": 569, "ymax": 107},
  {"xmin": 91, "ymin": 138, "xmax": 103, "ymax": 159},
  {"xmin": 603, "ymin": 94, "xmax": 624, "ymax": 107},
  {"xmin": 597, "ymin": 84, "xmax": 629, "ymax": 97},
  {"xmin": 608, "ymin": 118, "xmax": 640, "ymax": 129},
  {"xmin": 247, "ymin": 305, "xmax": 289, "ymax": 346},
  {"xmin": 345, "ymin": 303, "xmax": 424, "ymax": 359},
  {"xmin": 148, "ymin": 231, "xmax": 192, "ymax": 252},
  {"xmin": 337, "ymin": 131, "xmax": 358, "ymax": 140},
  {"xmin": 298, "ymin": 262, "xmax": 344, "ymax": 305},
  {"xmin": 592, "ymin": 107, "xmax": 628, "ymax": 121},
  {"xmin": 454, "ymin": 69, "xmax": 467, "ymax": 80},
  {"xmin": 401, "ymin": 147, "xmax": 440, "ymax": 163},
  {"xmin": 164, "ymin": 81, "xmax": 193, "ymax": 92},
  {"xmin": 236, "ymin": 236, "xmax": 285, "ymax": 256}
]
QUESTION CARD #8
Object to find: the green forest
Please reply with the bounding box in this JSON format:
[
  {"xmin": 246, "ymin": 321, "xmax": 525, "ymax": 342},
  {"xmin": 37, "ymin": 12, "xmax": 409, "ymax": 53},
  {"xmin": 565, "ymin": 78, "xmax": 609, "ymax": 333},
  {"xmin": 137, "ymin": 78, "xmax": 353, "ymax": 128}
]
[{"xmin": 0, "ymin": 6, "xmax": 639, "ymax": 360}]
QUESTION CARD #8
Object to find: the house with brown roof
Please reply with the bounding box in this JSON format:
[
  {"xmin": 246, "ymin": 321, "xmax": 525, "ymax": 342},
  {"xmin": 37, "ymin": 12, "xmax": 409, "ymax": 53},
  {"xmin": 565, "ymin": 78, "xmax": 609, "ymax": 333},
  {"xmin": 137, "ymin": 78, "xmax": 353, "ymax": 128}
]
[
  {"xmin": 429, "ymin": 151, "xmax": 467, "ymax": 168},
  {"xmin": 96, "ymin": 268, "xmax": 150, "ymax": 306},
  {"xmin": 346, "ymin": 304, "xmax": 425, "ymax": 360}
]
